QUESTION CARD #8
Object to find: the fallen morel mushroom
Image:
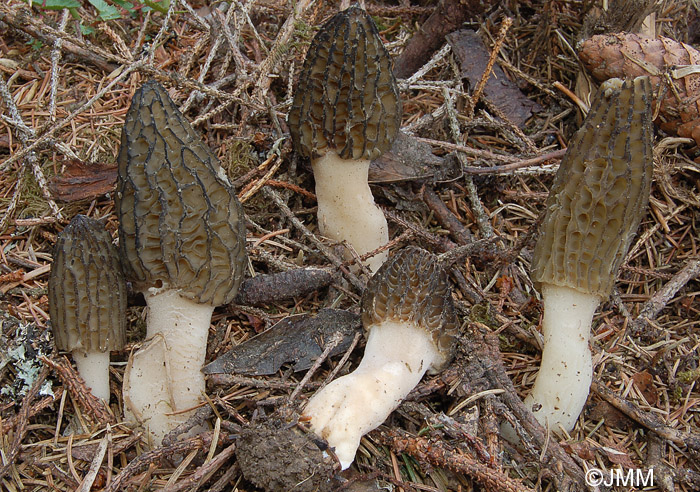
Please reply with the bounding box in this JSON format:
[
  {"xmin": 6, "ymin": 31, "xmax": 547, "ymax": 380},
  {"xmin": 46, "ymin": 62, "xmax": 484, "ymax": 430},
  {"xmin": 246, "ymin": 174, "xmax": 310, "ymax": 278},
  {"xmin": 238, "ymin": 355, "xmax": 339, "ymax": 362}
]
[
  {"xmin": 49, "ymin": 215, "xmax": 127, "ymax": 402},
  {"xmin": 302, "ymin": 246, "xmax": 457, "ymax": 468},
  {"xmin": 288, "ymin": 6, "xmax": 402, "ymax": 272},
  {"xmin": 525, "ymin": 76, "xmax": 653, "ymax": 432},
  {"xmin": 117, "ymin": 81, "xmax": 247, "ymax": 443}
]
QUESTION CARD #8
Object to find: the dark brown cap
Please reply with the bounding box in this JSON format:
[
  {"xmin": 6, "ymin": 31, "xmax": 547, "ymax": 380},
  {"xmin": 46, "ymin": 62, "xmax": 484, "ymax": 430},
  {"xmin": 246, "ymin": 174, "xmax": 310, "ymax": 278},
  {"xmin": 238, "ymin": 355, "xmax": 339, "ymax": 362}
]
[
  {"xmin": 49, "ymin": 215, "xmax": 126, "ymax": 353},
  {"xmin": 531, "ymin": 76, "xmax": 653, "ymax": 298},
  {"xmin": 288, "ymin": 6, "xmax": 402, "ymax": 161},
  {"xmin": 116, "ymin": 81, "xmax": 247, "ymax": 305},
  {"xmin": 361, "ymin": 246, "xmax": 457, "ymax": 371}
]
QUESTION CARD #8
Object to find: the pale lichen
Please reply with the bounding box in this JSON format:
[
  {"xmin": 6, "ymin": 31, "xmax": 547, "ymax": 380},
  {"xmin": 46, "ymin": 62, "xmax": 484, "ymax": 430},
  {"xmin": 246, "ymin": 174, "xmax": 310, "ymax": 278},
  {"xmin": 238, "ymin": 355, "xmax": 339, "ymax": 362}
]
[{"xmin": 1, "ymin": 315, "xmax": 53, "ymax": 399}]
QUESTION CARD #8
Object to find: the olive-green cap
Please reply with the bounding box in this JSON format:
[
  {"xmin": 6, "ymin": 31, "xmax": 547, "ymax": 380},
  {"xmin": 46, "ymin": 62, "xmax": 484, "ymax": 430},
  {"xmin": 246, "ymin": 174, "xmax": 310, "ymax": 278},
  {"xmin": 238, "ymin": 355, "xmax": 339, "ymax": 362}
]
[
  {"xmin": 116, "ymin": 80, "xmax": 247, "ymax": 305},
  {"xmin": 49, "ymin": 215, "xmax": 127, "ymax": 353},
  {"xmin": 288, "ymin": 6, "xmax": 402, "ymax": 161},
  {"xmin": 531, "ymin": 76, "xmax": 653, "ymax": 298}
]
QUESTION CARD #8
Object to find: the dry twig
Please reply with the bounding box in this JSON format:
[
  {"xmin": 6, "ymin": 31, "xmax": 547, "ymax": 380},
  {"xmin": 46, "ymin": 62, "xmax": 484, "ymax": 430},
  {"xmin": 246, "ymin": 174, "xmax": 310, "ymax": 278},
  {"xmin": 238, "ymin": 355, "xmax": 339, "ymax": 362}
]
[
  {"xmin": 591, "ymin": 380, "xmax": 700, "ymax": 454},
  {"xmin": 0, "ymin": 366, "xmax": 50, "ymax": 482},
  {"xmin": 41, "ymin": 356, "xmax": 116, "ymax": 427},
  {"xmin": 380, "ymin": 428, "xmax": 534, "ymax": 492}
]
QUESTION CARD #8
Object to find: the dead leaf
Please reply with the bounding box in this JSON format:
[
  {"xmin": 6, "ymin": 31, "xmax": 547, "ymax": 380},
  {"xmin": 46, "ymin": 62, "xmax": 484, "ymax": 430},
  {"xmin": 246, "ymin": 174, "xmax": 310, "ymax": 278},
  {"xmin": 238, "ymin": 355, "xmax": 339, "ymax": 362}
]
[
  {"xmin": 369, "ymin": 132, "xmax": 461, "ymax": 184},
  {"xmin": 496, "ymin": 275, "xmax": 514, "ymax": 296},
  {"xmin": 600, "ymin": 443, "xmax": 636, "ymax": 468},
  {"xmin": 632, "ymin": 369, "xmax": 658, "ymax": 405},
  {"xmin": 587, "ymin": 400, "xmax": 632, "ymax": 429},
  {"xmin": 446, "ymin": 29, "xmax": 542, "ymax": 128},
  {"xmin": 561, "ymin": 441, "xmax": 596, "ymax": 460},
  {"xmin": 202, "ymin": 309, "xmax": 361, "ymax": 376}
]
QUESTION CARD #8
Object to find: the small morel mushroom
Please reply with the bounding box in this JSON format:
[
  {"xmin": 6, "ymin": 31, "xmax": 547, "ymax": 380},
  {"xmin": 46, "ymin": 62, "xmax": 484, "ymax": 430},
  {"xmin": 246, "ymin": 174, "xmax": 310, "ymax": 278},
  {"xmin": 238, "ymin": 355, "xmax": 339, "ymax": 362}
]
[
  {"xmin": 49, "ymin": 215, "xmax": 127, "ymax": 402},
  {"xmin": 525, "ymin": 76, "xmax": 653, "ymax": 432},
  {"xmin": 117, "ymin": 81, "xmax": 247, "ymax": 443},
  {"xmin": 302, "ymin": 247, "xmax": 457, "ymax": 468},
  {"xmin": 287, "ymin": 6, "xmax": 402, "ymax": 272}
]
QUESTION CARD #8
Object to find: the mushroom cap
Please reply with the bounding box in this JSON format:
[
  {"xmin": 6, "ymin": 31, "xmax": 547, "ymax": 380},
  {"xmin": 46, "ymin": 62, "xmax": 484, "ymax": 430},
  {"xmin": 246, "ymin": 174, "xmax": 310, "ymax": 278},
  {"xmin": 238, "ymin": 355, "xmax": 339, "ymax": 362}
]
[
  {"xmin": 49, "ymin": 215, "xmax": 127, "ymax": 353},
  {"xmin": 361, "ymin": 246, "xmax": 457, "ymax": 371},
  {"xmin": 116, "ymin": 80, "xmax": 247, "ymax": 306},
  {"xmin": 531, "ymin": 76, "xmax": 653, "ymax": 298},
  {"xmin": 288, "ymin": 6, "xmax": 402, "ymax": 161}
]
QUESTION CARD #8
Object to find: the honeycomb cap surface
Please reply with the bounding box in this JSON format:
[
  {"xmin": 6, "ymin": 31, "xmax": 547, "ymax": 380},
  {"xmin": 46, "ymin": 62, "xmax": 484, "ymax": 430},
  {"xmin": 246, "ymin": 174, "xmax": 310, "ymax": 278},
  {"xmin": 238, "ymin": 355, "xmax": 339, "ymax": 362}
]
[
  {"xmin": 116, "ymin": 80, "xmax": 247, "ymax": 305},
  {"xmin": 49, "ymin": 215, "xmax": 127, "ymax": 353},
  {"xmin": 288, "ymin": 6, "xmax": 401, "ymax": 161},
  {"xmin": 361, "ymin": 247, "xmax": 457, "ymax": 371},
  {"xmin": 531, "ymin": 76, "xmax": 653, "ymax": 298}
]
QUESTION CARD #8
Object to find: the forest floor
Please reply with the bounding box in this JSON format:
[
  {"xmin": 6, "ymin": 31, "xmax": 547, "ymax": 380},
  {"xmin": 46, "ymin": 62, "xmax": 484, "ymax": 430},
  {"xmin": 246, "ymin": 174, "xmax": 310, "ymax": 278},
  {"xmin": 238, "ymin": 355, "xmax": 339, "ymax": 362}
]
[{"xmin": 1, "ymin": 0, "xmax": 699, "ymax": 491}]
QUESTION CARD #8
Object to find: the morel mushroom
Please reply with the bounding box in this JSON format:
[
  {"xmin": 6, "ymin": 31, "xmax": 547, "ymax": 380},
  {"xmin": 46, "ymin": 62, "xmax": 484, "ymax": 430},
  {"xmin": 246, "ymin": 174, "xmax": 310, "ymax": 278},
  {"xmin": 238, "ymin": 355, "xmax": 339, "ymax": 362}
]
[
  {"xmin": 288, "ymin": 6, "xmax": 402, "ymax": 272},
  {"xmin": 117, "ymin": 81, "xmax": 247, "ymax": 443},
  {"xmin": 302, "ymin": 247, "xmax": 457, "ymax": 468},
  {"xmin": 49, "ymin": 215, "xmax": 127, "ymax": 401},
  {"xmin": 525, "ymin": 76, "xmax": 653, "ymax": 432}
]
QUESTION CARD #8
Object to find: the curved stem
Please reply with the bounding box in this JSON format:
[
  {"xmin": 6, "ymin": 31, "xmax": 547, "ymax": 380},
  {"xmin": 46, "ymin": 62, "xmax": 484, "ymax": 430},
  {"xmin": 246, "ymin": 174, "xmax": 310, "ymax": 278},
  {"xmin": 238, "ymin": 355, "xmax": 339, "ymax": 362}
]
[
  {"xmin": 303, "ymin": 320, "xmax": 439, "ymax": 468},
  {"xmin": 524, "ymin": 284, "xmax": 599, "ymax": 432},
  {"xmin": 312, "ymin": 152, "xmax": 389, "ymax": 272}
]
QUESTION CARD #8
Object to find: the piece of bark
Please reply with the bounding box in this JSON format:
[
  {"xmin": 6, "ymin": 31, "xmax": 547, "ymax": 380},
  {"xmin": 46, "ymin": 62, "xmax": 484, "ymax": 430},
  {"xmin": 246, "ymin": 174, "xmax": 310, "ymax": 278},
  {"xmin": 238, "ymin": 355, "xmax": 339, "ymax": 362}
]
[
  {"xmin": 369, "ymin": 132, "xmax": 460, "ymax": 183},
  {"xmin": 234, "ymin": 268, "xmax": 333, "ymax": 306},
  {"xmin": 202, "ymin": 308, "xmax": 361, "ymax": 376},
  {"xmin": 49, "ymin": 159, "xmax": 118, "ymax": 202},
  {"xmin": 393, "ymin": 0, "xmax": 488, "ymax": 79},
  {"xmin": 447, "ymin": 29, "xmax": 542, "ymax": 128}
]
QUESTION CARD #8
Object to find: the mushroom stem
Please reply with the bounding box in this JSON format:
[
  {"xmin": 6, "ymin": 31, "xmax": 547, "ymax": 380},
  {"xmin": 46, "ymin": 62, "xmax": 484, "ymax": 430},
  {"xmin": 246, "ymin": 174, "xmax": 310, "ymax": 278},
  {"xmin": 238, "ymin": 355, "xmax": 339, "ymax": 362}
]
[
  {"xmin": 73, "ymin": 350, "xmax": 111, "ymax": 402},
  {"xmin": 124, "ymin": 289, "xmax": 214, "ymax": 443},
  {"xmin": 524, "ymin": 284, "xmax": 599, "ymax": 432},
  {"xmin": 312, "ymin": 152, "xmax": 389, "ymax": 272},
  {"xmin": 303, "ymin": 320, "xmax": 440, "ymax": 469}
]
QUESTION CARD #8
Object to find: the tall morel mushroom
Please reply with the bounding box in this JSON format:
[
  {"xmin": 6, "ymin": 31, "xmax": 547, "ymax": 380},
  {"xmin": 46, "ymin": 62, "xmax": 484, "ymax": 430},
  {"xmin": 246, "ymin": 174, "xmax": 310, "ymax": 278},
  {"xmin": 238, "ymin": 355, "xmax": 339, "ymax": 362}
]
[
  {"xmin": 49, "ymin": 215, "xmax": 127, "ymax": 402},
  {"xmin": 302, "ymin": 247, "xmax": 457, "ymax": 469},
  {"xmin": 525, "ymin": 76, "xmax": 653, "ymax": 432},
  {"xmin": 288, "ymin": 6, "xmax": 402, "ymax": 272},
  {"xmin": 117, "ymin": 80, "xmax": 247, "ymax": 443}
]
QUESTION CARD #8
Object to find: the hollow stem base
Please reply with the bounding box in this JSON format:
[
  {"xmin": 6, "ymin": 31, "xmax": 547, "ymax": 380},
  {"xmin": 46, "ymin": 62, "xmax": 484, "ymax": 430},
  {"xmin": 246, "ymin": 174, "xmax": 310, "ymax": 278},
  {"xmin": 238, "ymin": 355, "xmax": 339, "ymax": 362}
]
[{"xmin": 123, "ymin": 289, "xmax": 214, "ymax": 444}]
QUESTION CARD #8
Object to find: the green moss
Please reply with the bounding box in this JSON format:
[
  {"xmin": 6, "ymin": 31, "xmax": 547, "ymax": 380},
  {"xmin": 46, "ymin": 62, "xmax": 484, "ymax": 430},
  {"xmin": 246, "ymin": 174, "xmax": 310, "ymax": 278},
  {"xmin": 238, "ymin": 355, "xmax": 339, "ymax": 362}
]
[
  {"xmin": 292, "ymin": 19, "xmax": 314, "ymax": 44},
  {"xmin": 677, "ymin": 368, "xmax": 700, "ymax": 384},
  {"xmin": 470, "ymin": 302, "xmax": 498, "ymax": 328},
  {"xmin": 670, "ymin": 385, "xmax": 684, "ymax": 404},
  {"xmin": 222, "ymin": 139, "xmax": 257, "ymax": 183}
]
